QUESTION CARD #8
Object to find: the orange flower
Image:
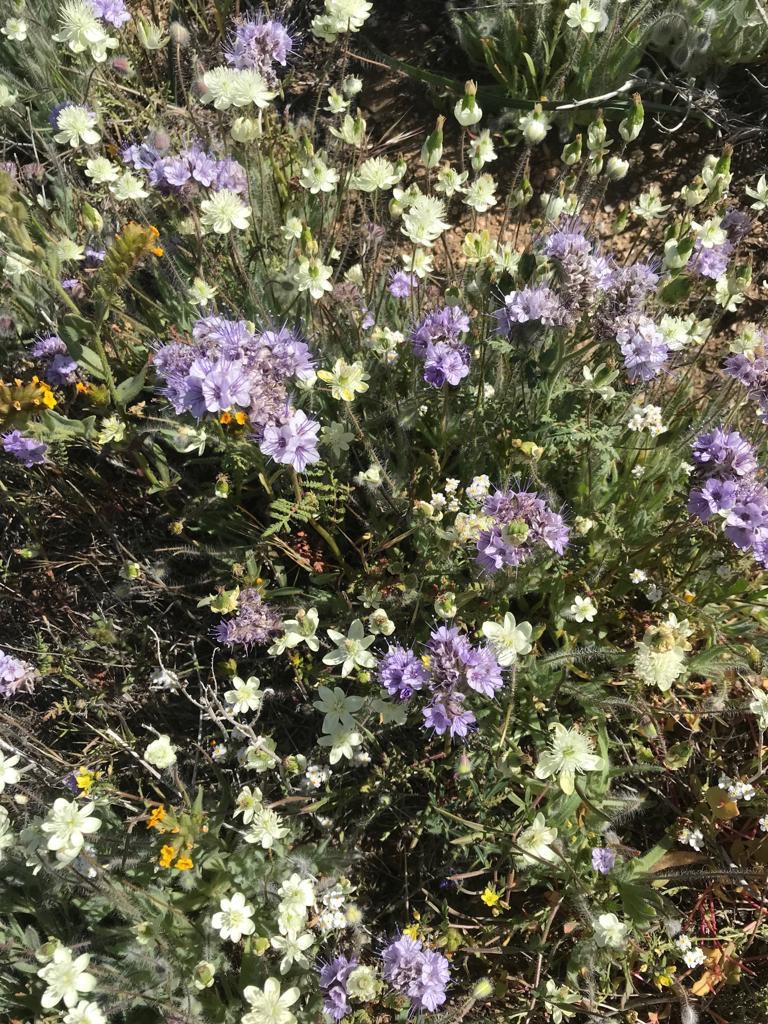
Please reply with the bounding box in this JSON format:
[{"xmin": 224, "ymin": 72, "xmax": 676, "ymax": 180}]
[
  {"xmin": 234, "ymin": 411, "xmax": 247, "ymax": 425},
  {"xmin": 146, "ymin": 805, "xmax": 166, "ymax": 830},
  {"xmin": 174, "ymin": 853, "xmax": 193, "ymax": 870},
  {"xmin": 158, "ymin": 844, "xmax": 176, "ymax": 868},
  {"xmin": 76, "ymin": 382, "xmax": 91, "ymax": 394},
  {"xmin": 219, "ymin": 411, "xmax": 233, "ymax": 425},
  {"xmin": 151, "ymin": 246, "xmax": 164, "ymax": 257}
]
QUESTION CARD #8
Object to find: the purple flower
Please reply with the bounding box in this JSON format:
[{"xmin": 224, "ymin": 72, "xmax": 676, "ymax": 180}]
[
  {"xmin": 388, "ymin": 269, "xmax": 416, "ymax": 298},
  {"xmin": 690, "ymin": 239, "xmax": 732, "ymax": 280},
  {"xmin": 259, "ymin": 409, "xmax": 320, "ymax": 472},
  {"xmin": 615, "ymin": 315, "xmax": 668, "ymax": 383},
  {"xmin": 224, "ymin": 14, "xmax": 294, "ymax": 79},
  {"xmin": 423, "ymin": 341, "xmax": 470, "ymax": 388},
  {"xmin": 377, "ymin": 645, "xmax": 428, "ymax": 700},
  {"xmin": 423, "ymin": 697, "xmax": 476, "ymax": 738},
  {"xmin": 185, "ymin": 357, "xmax": 251, "ymax": 416},
  {"xmin": 0, "ymin": 648, "xmax": 36, "ymax": 697},
  {"xmin": 90, "ymin": 0, "xmax": 131, "ymax": 27},
  {"xmin": 319, "ymin": 955, "xmax": 358, "ymax": 1022},
  {"xmin": 464, "ymin": 645, "xmax": 504, "ymax": 697},
  {"xmin": 721, "ymin": 209, "xmax": 751, "ymax": 244},
  {"xmin": 214, "ymin": 587, "xmax": 282, "ymax": 648},
  {"xmin": 475, "ymin": 487, "xmax": 570, "ymax": 573},
  {"xmin": 542, "ymin": 226, "xmax": 613, "ymax": 306},
  {"xmin": 2, "ymin": 430, "xmax": 48, "ymax": 468},
  {"xmin": 381, "ymin": 935, "xmax": 449, "ymax": 1013},
  {"xmin": 259, "ymin": 326, "xmax": 316, "ymax": 381},
  {"xmin": 45, "ymin": 353, "xmax": 78, "ymax": 386},
  {"xmin": 601, "ymin": 261, "xmax": 659, "ymax": 318},
  {"xmin": 592, "ymin": 847, "xmax": 616, "ymax": 874},
  {"xmin": 30, "ymin": 334, "xmax": 66, "ymax": 359},
  {"xmin": 691, "ymin": 428, "xmax": 758, "ymax": 479},
  {"xmin": 495, "ymin": 285, "xmax": 570, "ymax": 334},
  {"xmin": 688, "ymin": 477, "xmax": 740, "ymax": 521}
]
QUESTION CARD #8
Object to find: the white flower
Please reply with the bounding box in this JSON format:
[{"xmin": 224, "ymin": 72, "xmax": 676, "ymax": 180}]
[
  {"xmin": 746, "ymin": 174, "xmax": 768, "ymax": 212},
  {"xmin": 306, "ymin": 763, "xmax": 330, "ymax": 788},
  {"xmin": 234, "ymin": 785, "xmax": 264, "ymax": 824},
  {"xmin": 454, "ymin": 95, "xmax": 482, "ymax": 127},
  {"xmin": 271, "ymin": 608, "xmax": 320, "ymax": 653},
  {"xmin": 631, "ymin": 186, "xmax": 669, "ymax": 221},
  {"xmin": 627, "ymin": 403, "xmax": 666, "ymax": 435},
  {"xmin": 54, "ymin": 106, "xmax": 100, "ymax": 148},
  {"xmin": 0, "ymin": 81, "xmax": 17, "ymax": 107},
  {"xmin": 629, "ymin": 569, "xmax": 648, "ymax": 584},
  {"xmin": 351, "ymin": 157, "xmax": 402, "ymax": 193},
  {"xmin": 300, "ymin": 156, "xmax": 339, "ymax": 194},
  {"xmin": 244, "ymin": 736, "xmax": 278, "ymax": 772},
  {"xmin": 516, "ymin": 813, "xmax": 558, "ymax": 867},
  {"xmin": 188, "ymin": 277, "xmax": 217, "ymax": 305},
  {"xmin": 293, "ymin": 257, "xmax": 333, "ymax": 300},
  {"xmin": 144, "ymin": 734, "xmax": 177, "ymax": 768},
  {"xmin": 314, "ymin": 685, "xmax": 365, "ymax": 732},
  {"xmin": 328, "ymin": 111, "xmax": 366, "ymax": 146},
  {"xmin": 692, "ymin": 217, "xmax": 727, "ymax": 249},
  {"xmin": 564, "ymin": 1, "xmax": 605, "ymax": 33},
  {"xmin": 518, "ymin": 107, "xmax": 551, "ymax": 145},
  {"xmin": 1, "ymin": 17, "xmax": 28, "ymax": 41},
  {"xmin": 482, "ymin": 613, "xmax": 533, "ymax": 667},
  {"xmin": 270, "ymin": 930, "xmax": 315, "ymax": 974},
  {"xmin": 311, "ymin": 0, "xmax": 372, "ymax": 41},
  {"xmin": 469, "ymin": 130, "xmax": 496, "ymax": 171},
  {"xmin": 463, "ymin": 173, "xmax": 497, "ymax": 213},
  {"xmin": 109, "ymin": 172, "xmax": 149, "ymax": 201},
  {"xmin": 37, "ymin": 946, "xmax": 97, "ymax": 1009},
  {"xmin": 63, "ymin": 1001, "xmax": 106, "ymax": 1024},
  {"xmin": 41, "ymin": 799, "xmax": 101, "ymax": 855},
  {"xmin": 401, "ymin": 194, "xmax": 450, "ymax": 248},
  {"xmin": 543, "ymin": 979, "xmax": 580, "ymax": 1023},
  {"xmin": 84, "ymin": 156, "xmax": 119, "ymax": 184},
  {"xmin": 246, "ymin": 807, "xmax": 288, "ymax": 848},
  {"xmin": 634, "ymin": 642, "xmax": 686, "ymax": 692},
  {"xmin": 435, "ymin": 164, "xmax": 468, "ymax": 198},
  {"xmin": 0, "ymin": 751, "xmax": 20, "ymax": 791},
  {"xmin": 401, "ymin": 247, "xmax": 433, "ymax": 279},
  {"xmin": 322, "ymin": 620, "xmax": 376, "ymax": 677},
  {"xmin": 225, "ymin": 675, "xmax": 263, "ymax": 715},
  {"xmin": 714, "ymin": 274, "xmax": 744, "ymax": 312},
  {"xmin": 57, "ymin": 238, "xmax": 85, "ymax": 262},
  {"xmin": 200, "ymin": 190, "xmax": 251, "ymax": 234},
  {"xmin": 0, "ymin": 806, "xmax": 14, "ymax": 862},
  {"xmin": 318, "ymin": 726, "xmax": 363, "ymax": 764},
  {"xmin": 52, "ymin": 1, "xmax": 117, "ymax": 62},
  {"xmin": 278, "ymin": 873, "xmax": 316, "ymax": 909},
  {"xmin": 568, "ymin": 595, "xmax": 597, "ymax": 623},
  {"xmin": 368, "ymin": 608, "xmax": 395, "ymax": 636},
  {"xmin": 201, "ymin": 67, "xmax": 276, "ymax": 109},
  {"xmin": 534, "ymin": 723, "xmax": 605, "ymax": 795},
  {"xmin": 242, "ymin": 977, "xmax": 300, "ymax": 1024},
  {"xmin": 679, "ymin": 826, "xmax": 704, "ymax": 852},
  {"xmin": 593, "ymin": 912, "xmax": 630, "ymax": 949},
  {"xmin": 683, "ymin": 947, "xmax": 706, "ymax": 969},
  {"xmin": 282, "ymin": 216, "xmax": 303, "ymax": 241},
  {"xmin": 211, "ymin": 892, "xmax": 255, "ymax": 942}
]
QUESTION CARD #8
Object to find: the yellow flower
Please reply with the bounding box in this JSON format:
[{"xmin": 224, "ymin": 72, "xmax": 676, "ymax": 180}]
[
  {"xmin": 481, "ymin": 885, "xmax": 501, "ymax": 907},
  {"xmin": 403, "ymin": 923, "xmax": 420, "ymax": 940},
  {"xmin": 234, "ymin": 410, "xmax": 247, "ymax": 425},
  {"xmin": 158, "ymin": 844, "xmax": 176, "ymax": 868},
  {"xmin": 653, "ymin": 965, "xmax": 677, "ymax": 988},
  {"xmin": 75, "ymin": 768, "xmax": 94, "ymax": 794},
  {"xmin": 76, "ymin": 381, "xmax": 90, "ymax": 394},
  {"xmin": 174, "ymin": 853, "xmax": 193, "ymax": 870}
]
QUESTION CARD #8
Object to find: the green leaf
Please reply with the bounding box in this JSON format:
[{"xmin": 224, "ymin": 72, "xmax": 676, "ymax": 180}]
[
  {"xmin": 39, "ymin": 409, "xmax": 98, "ymax": 440},
  {"xmin": 660, "ymin": 275, "xmax": 692, "ymax": 305},
  {"xmin": 115, "ymin": 364, "xmax": 148, "ymax": 404}
]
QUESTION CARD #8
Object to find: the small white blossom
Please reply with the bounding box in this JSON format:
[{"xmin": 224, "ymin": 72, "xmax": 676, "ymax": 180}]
[
  {"xmin": 211, "ymin": 892, "xmax": 255, "ymax": 942},
  {"xmin": 568, "ymin": 595, "xmax": 597, "ymax": 623},
  {"xmin": 322, "ymin": 620, "xmax": 376, "ymax": 676},
  {"xmin": 200, "ymin": 190, "xmax": 251, "ymax": 234},
  {"xmin": 144, "ymin": 734, "xmax": 177, "ymax": 769},
  {"xmin": 37, "ymin": 946, "xmax": 97, "ymax": 1009},
  {"xmin": 593, "ymin": 912, "xmax": 630, "ymax": 949},
  {"xmin": 224, "ymin": 675, "xmax": 263, "ymax": 715}
]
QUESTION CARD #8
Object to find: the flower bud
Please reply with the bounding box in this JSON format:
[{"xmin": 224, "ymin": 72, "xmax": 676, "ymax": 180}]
[
  {"xmin": 587, "ymin": 112, "xmax": 607, "ymax": 152},
  {"xmin": 82, "ymin": 203, "xmax": 103, "ymax": 232},
  {"xmin": 605, "ymin": 155, "xmax": 629, "ymax": 181},
  {"xmin": 135, "ymin": 15, "xmax": 167, "ymax": 50},
  {"xmin": 454, "ymin": 81, "xmax": 482, "ymax": 127},
  {"xmin": 193, "ymin": 960, "xmax": 216, "ymax": 990},
  {"xmin": 231, "ymin": 116, "xmax": 260, "ymax": 143},
  {"xmin": 421, "ymin": 115, "xmax": 445, "ymax": 169},
  {"xmin": 168, "ymin": 21, "xmax": 190, "ymax": 46},
  {"xmin": 663, "ymin": 237, "xmax": 693, "ymax": 269},
  {"xmin": 434, "ymin": 591, "xmax": 458, "ymax": 618},
  {"xmin": 472, "ymin": 978, "xmax": 494, "ymax": 1000},
  {"xmin": 619, "ymin": 93, "xmax": 644, "ymax": 142},
  {"xmin": 560, "ymin": 133, "xmax": 582, "ymax": 165},
  {"xmin": 519, "ymin": 104, "xmax": 551, "ymax": 145}
]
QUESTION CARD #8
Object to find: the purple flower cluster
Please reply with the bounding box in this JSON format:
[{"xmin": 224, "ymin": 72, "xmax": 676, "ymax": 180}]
[
  {"xmin": 495, "ymin": 285, "xmax": 570, "ymax": 334},
  {"xmin": 411, "ymin": 306, "xmax": 471, "ymax": 388},
  {"xmin": 388, "ymin": 269, "xmax": 416, "ymax": 299},
  {"xmin": 378, "ymin": 625, "xmax": 504, "ymax": 740},
  {"xmin": 2, "ymin": 430, "xmax": 48, "ymax": 468},
  {"xmin": 90, "ymin": 0, "xmax": 131, "ymax": 27},
  {"xmin": 123, "ymin": 138, "xmax": 247, "ymax": 194},
  {"xmin": 224, "ymin": 14, "xmax": 293, "ymax": 81},
  {"xmin": 0, "ymin": 648, "xmax": 36, "ymax": 697},
  {"xmin": 690, "ymin": 238, "xmax": 732, "ymax": 280},
  {"xmin": 688, "ymin": 427, "xmax": 768, "ymax": 566},
  {"xmin": 591, "ymin": 847, "xmax": 616, "ymax": 874},
  {"xmin": 542, "ymin": 227, "xmax": 613, "ymax": 307},
  {"xmin": 319, "ymin": 955, "xmax": 358, "ymax": 1021},
  {"xmin": 726, "ymin": 340, "xmax": 768, "ymax": 424},
  {"xmin": 475, "ymin": 487, "xmax": 569, "ymax": 574},
  {"xmin": 30, "ymin": 334, "xmax": 78, "ymax": 386},
  {"xmin": 154, "ymin": 316, "xmax": 320, "ymax": 471},
  {"xmin": 614, "ymin": 314, "xmax": 669, "ymax": 383},
  {"xmin": 214, "ymin": 587, "xmax": 282, "ymax": 649},
  {"xmin": 381, "ymin": 935, "xmax": 450, "ymax": 1013}
]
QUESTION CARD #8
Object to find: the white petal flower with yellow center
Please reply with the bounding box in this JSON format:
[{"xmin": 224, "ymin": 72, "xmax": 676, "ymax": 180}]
[
  {"xmin": 534, "ymin": 723, "xmax": 605, "ymax": 795},
  {"xmin": 37, "ymin": 946, "xmax": 97, "ymax": 1009},
  {"xmin": 321, "ymin": 620, "xmax": 376, "ymax": 677},
  {"xmin": 41, "ymin": 799, "xmax": 101, "ymax": 854},
  {"xmin": 224, "ymin": 675, "xmax": 263, "ymax": 715},
  {"xmin": 516, "ymin": 813, "xmax": 558, "ymax": 867},
  {"xmin": 0, "ymin": 751, "xmax": 21, "ymax": 792},
  {"xmin": 481, "ymin": 613, "xmax": 532, "ymax": 667},
  {"xmin": 293, "ymin": 257, "xmax": 333, "ymax": 300},
  {"xmin": 54, "ymin": 106, "xmax": 100, "ymax": 148},
  {"xmin": 242, "ymin": 977, "xmax": 300, "ymax": 1024},
  {"xmin": 200, "ymin": 190, "xmax": 251, "ymax": 234},
  {"xmin": 317, "ymin": 359, "xmax": 369, "ymax": 401},
  {"xmin": 211, "ymin": 892, "xmax": 255, "ymax": 942}
]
